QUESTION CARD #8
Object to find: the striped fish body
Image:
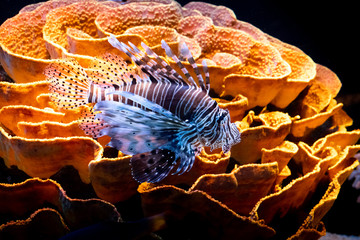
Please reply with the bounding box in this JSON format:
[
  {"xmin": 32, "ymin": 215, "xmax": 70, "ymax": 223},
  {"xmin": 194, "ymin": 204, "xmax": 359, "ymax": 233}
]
[
  {"xmin": 46, "ymin": 36, "xmax": 241, "ymax": 183},
  {"xmin": 88, "ymin": 80, "xmax": 210, "ymax": 121}
]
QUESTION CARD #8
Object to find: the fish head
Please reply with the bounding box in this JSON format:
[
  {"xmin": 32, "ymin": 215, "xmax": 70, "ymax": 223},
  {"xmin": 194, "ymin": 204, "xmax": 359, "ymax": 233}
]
[{"xmin": 210, "ymin": 108, "xmax": 241, "ymax": 153}]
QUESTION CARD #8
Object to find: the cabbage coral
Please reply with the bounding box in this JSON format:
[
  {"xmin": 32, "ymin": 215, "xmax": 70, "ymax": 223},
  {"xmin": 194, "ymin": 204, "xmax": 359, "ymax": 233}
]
[{"xmin": 0, "ymin": 0, "xmax": 358, "ymax": 239}]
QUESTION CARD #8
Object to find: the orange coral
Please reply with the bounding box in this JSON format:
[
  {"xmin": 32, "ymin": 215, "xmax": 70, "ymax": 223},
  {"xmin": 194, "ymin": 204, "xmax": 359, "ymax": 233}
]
[
  {"xmin": 0, "ymin": 105, "xmax": 80, "ymax": 134},
  {"xmin": 138, "ymin": 183, "xmax": 276, "ymax": 239},
  {"xmin": 215, "ymin": 94, "xmax": 248, "ymax": 121},
  {"xmin": 16, "ymin": 121, "xmax": 86, "ymax": 139},
  {"xmin": 190, "ymin": 162, "xmax": 279, "ymax": 215},
  {"xmin": 231, "ymin": 111, "xmax": 293, "ymax": 164},
  {"xmin": 0, "ymin": 0, "xmax": 359, "ymax": 239},
  {"xmin": 0, "ymin": 126, "xmax": 102, "ymax": 183},
  {"xmin": 90, "ymin": 149, "xmax": 230, "ymax": 203},
  {"xmin": 0, "ymin": 178, "xmax": 120, "ymax": 237},
  {"xmin": 0, "ymin": 0, "xmax": 91, "ymax": 83},
  {"xmin": 0, "ymin": 81, "xmax": 51, "ymax": 108},
  {"xmin": 89, "ymin": 155, "xmax": 138, "ymax": 203},
  {"xmin": 266, "ymin": 35, "xmax": 317, "ymax": 108},
  {"xmin": 262, "ymin": 141, "xmax": 298, "ymax": 186},
  {"xmin": 95, "ymin": 0, "xmax": 183, "ymax": 35},
  {"xmin": 43, "ymin": 1, "xmax": 111, "ymax": 58},
  {"xmin": 291, "ymin": 101, "xmax": 343, "ymax": 138},
  {"xmin": 253, "ymin": 131, "xmax": 360, "ymax": 224},
  {"xmin": 0, "ymin": 208, "xmax": 69, "ymax": 239},
  {"xmin": 262, "ymin": 141, "xmax": 298, "ymax": 172},
  {"xmin": 299, "ymin": 159, "xmax": 358, "ymax": 236}
]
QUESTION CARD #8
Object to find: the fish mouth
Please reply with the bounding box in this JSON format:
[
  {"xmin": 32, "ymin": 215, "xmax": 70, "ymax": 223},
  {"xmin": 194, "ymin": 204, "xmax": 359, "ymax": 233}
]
[
  {"xmin": 207, "ymin": 122, "xmax": 241, "ymax": 153},
  {"xmin": 222, "ymin": 123, "xmax": 241, "ymax": 153}
]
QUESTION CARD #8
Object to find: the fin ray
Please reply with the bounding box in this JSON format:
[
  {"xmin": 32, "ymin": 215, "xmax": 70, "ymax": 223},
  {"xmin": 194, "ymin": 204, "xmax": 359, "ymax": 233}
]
[
  {"xmin": 131, "ymin": 149, "xmax": 176, "ymax": 183},
  {"xmin": 161, "ymin": 40, "xmax": 198, "ymax": 88},
  {"xmin": 78, "ymin": 106, "xmax": 107, "ymax": 138},
  {"xmin": 94, "ymin": 100, "xmax": 187, "ymax": 155},
  {"xmin": 45, "ymin": 59, "xmax": 90, "ymax": 109},
  {"xmin": 108, "ymin": 34, "xmax": 188, "ymax": 86}
]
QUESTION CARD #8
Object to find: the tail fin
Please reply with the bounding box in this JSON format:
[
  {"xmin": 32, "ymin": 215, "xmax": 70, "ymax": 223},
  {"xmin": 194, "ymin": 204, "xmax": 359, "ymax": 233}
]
[{"xmin": 45, "ymin": 59, "xmax": 90, "ymax": 110}]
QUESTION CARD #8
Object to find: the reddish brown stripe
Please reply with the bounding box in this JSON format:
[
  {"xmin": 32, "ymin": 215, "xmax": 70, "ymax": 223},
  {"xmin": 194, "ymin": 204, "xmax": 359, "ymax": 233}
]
[{"xmin": 88, "ymin": 82, "xmax": 95, "ymax": 103}]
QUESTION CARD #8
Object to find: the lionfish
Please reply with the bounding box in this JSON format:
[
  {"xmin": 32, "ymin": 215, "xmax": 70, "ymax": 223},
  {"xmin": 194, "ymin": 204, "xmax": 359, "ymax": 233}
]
[{"xmin": 46, "ymin": 34, "xmax": 241, "ymax": 183}]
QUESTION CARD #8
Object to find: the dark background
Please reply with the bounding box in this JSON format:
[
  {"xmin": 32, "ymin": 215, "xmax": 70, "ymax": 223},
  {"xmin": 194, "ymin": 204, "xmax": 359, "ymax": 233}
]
[{"xmin": 1, "ymin": 0, "xmax": 359, "ymax": 236}]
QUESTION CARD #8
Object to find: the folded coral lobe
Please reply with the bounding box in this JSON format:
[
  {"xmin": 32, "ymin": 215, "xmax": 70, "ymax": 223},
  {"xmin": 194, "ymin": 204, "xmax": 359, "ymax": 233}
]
[
  {"xmin": 0, "ymin": 6, "xmax": 50, "ymax": 83},
  {"xmin": 0, "ymin": 178, "xmax": 120, "ymax": 233}
]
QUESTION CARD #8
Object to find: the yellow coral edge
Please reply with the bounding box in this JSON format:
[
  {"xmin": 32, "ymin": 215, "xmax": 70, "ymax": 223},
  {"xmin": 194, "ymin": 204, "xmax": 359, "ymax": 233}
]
[
  {"xmin": 250, "ymin": 149, "xmax": 334, "ymax": 223},
  {"xmin": 291, "ymin": 103, "xmax": 343, "ymax": 137},
  {"xmin": 302, "ymin": 158, "xmax": 359, "ymax": 230},
  {"xmin": 138, "ymin": 183, "xmax": 276, "ymax": 235},
  {"xmin": 0, "ymin": 177, "xmax": 121, "ymax": 228},
  {"xmin": 0, "ymin": 207, "xmax": 70, "ymax": 236},
  {"xmin": 197, "ymin": 148, "xmax": 231, "ymax": 164},
  {"xmin": 0, "ymin": 126, "xmax": 103, "ymax": 183},
  {"xmin": 16, "ymin": 120, "xmax": 86, "ymax": 139},
  {"xmin": 189, "ymin": 162, "xmax": 278, "ymax": 192}
]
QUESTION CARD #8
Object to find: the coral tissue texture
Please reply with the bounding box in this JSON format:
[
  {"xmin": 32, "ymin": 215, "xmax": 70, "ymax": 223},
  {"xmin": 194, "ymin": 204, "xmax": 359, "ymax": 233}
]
[{"xmin": 0, "ymin": 0, "xmax": 358, "ymax": 239}]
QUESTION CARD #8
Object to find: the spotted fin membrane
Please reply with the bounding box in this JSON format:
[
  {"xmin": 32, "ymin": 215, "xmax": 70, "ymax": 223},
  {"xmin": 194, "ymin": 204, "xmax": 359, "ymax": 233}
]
[{"xmin": 131, "ymin": 149, "xmax": 176, "ymax": 183}]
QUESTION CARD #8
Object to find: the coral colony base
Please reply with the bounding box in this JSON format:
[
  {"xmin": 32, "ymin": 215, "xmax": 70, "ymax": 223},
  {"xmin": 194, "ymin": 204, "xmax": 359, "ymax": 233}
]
[{"xmin": 0, "ymin": 0, "xmax": 359, "ymax": 239}]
